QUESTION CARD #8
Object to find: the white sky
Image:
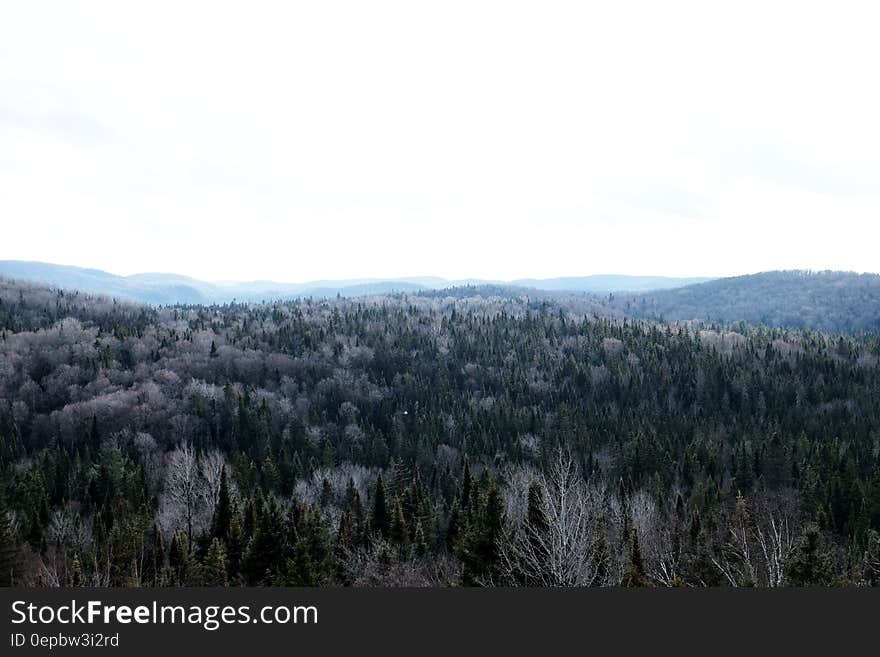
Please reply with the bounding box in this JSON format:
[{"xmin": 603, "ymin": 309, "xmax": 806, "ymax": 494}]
[{"xmin": 2, "ymin": 1, "xmax": 879, "ymax": 282}]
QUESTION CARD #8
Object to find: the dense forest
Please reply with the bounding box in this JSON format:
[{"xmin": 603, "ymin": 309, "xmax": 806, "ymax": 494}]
[
  {"xmin": 6, "ymin": 263, "xmax": 879, "ymax": 336},
  {"xmin": 614, "ymin": 270, "xmax": 880, "ymax": 333},
  {"xmin": 1, "ymin": 276, "xmax": 879, "ymax": 587},
  {"xmin": 422, "ymin": 270, "xmax": 880, "ymax": 335}
]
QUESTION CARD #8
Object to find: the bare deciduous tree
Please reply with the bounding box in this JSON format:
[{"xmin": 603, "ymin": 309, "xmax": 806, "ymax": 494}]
[
  {"xmin": 711, "ymin": 493, "xmax": 797, "ymax": 587},
  {"xmin": 754, "ymin": 510, "xmax": 795, "ymax": 587},
  {"xmin": 500, "ymin": 451, "xmax": 606, "ymax": 586},
  {"xmin": 162, "ymin": 442, "xmax": 203, "ymax": 540},
  {"xmin": 200, "ymin": 450, "xmax": 230, "ymax": 513},
  {"xmin": 711, "ymin": 493, "xmax": 757, "ymax": 587}
]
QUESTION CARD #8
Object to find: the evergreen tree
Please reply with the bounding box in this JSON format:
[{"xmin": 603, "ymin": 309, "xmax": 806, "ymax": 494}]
[
  {"xmin": 526, "ymin": 480, "xmax": 549, "ymax": 534},
  {"xmin": 622, "ymin": 528, "xmax": 650, "ymax": 587},
  {"xmin": 460, "ymin": 460, "xmax": 473, "ymax": 516},
  {"xmin": 390, "ymin": 497, "xmax": 409, "ymax": 551},
  {"xmin": 446, "ymin": 498, "xmax": 462, "ymax": 552},
  {"xmin": 413, "ymin": 519, "xmax": 427, "ymax": 557},
  {"xmin": 225, "ymin": 501, "xmax": 245, "ymax": 581},
  {"xmin": 169, "ymin": 531, "xmax": 191, "ymax": 586},
  {"xmin": 211, "ymin": 469, "xmax": 233, "ymax": 541},
  {"xmin": 334, "ymin": 511, "xmax": 355, "ymax": 584},
  {"xmin": 243, "ymin": 496, "xmax": 288, "ymax": 585},
  {"xmin": 70, "ymin": 554, "xmax": 83, "ymax": 587},
  {"xmin": 483, "ymin": 478, "xmax": 506, "ymax": 559},
  {"xmin": 200, "ymin": 538, "xmax": 228, "ymax": 586},
  {"xmin": 460, "ymin": 477, "xmax": 506, "ymax": 585},
  {"xmin": 262, "ymin": 457, "xmax": 282, "ymax": 493},
  {"xmin": 286, "ymin": 535, "xmax": 319, "ymax": 586},
  {"xmin": 345, "ymin": 479, "xmax": 365, "ymax": 545},
  {"xmin": 320, "ymin": 478, "xmax": 334, "ymax": 507},
  {"xmin": 371, "ymin": 474, "xmax": 391, "ymax": 538},
  {"xmin": 525, "ymin": 479, "xmax": 549, "ymax": 561},
  {"xmin": 786, "ymin": 523, "xmax": 836, "ymax": 586},
  {"xmin": 152, "ymin": 526, "xmax": 167, "ymax": 586},
  {"xmin": 735, "ymin": 446, "xmax": 755, "ymax": 492},
  {"xmin": 590, "ymin": 517, "xmax": 611, "ymax": 586}
]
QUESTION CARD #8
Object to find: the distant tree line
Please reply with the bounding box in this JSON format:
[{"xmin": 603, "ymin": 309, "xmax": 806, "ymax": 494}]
[{"xmin": 608, "ymin": 270, "xmax": 880, "ymax": 333}]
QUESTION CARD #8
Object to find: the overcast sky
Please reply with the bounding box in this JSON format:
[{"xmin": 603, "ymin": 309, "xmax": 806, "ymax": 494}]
[{"xmin": 2, "ymin": 1, "xmax": 879, "ymax": 282}]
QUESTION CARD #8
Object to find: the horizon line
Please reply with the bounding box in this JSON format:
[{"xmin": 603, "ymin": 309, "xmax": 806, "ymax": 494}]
[{"xmin": 3, "ymin": 259, "xmax": 879, "ymax": 287}]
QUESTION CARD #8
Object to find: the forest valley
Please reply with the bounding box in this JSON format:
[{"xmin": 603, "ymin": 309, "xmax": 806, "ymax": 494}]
[{"xmin": 0, "ymin": 278, "xmax": 879, "ymax": 587}]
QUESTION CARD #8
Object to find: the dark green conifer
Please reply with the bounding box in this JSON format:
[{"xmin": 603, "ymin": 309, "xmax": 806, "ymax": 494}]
[
  {"xmin": 200, "ymin": 538, "xmax": 228, "ymax": 586},
  {"xmin": 622, "ymin": 528, "xmax": 650, "ymax": 587},
  {"xmin": 169, "ymin": 531, "xmax": 191, "ymax": 586},
  {"xmin": 390, "ymin": 497, "xmax": 409, "ymax": 551},
  {"xmin": 70, "ymin": 554, "xmax": 83, "ymax": 586},
  {"xmin": 242, "ymin": 496, "xmax": 287, "ymax": 585},
  {"xmin": 413, "ymin": 519, "xmax": 427, "ymax": 557},
  {"xmin": 371, "ymin": 474, "xmax": 391, "ymax": 538},
  {"xmin": 786, "ymin": 523, "xmax": 836, "ymax": 586},
  {"xmin": 152, "ymin": 526, "xmax": 166, "ymax": 586},
  {"xmin": 211, "ymin": 469, "xmax": 233, "ymax": 541},
  {"xmin": 590, "ymin": 517, "xmax": 611, "ymax": 586}
]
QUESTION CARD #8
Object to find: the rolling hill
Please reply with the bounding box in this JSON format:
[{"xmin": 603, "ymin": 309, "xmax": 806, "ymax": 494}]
[
  {"xmin": 619, "ymin": 270, "xmax": 880, "ymax": 333},
  {"xmin": 0, "ymin": 261, "xmax": 710, "ymax": 305}
]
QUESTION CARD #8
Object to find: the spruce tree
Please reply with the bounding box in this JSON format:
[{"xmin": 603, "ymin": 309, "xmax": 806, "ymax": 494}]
[
  {"xmin": 153, "ymin": 526, "xmax": 167, "ymax": 586},
  {"xmin": 390, "ymin": 497, "xmax": 409, "ymax": 552},
  {"xmin": 320, "ymin": 478, "xmax": 333, "ymax": 507},
  {"xmin": 371, "ymin": 474, "xmax": 391, "ymax": 538},
  {"xmin": 413, "ymin": 519, "xmax": 427, "ymax": 557},
  {"xmin": 301, "ymin": 507, "xmax": 331, "ymax": 581},
  {"xmin": 461, "ymin": 477, "xmax": 506, "ymax": 585},
  {"xmin": 242, "ymin": 496, "xmax": 288, "ymax": 585},
  {"xmin": 169, "ymin": 531, "xmax": 191, "ymax": 586},
  {"xmin": 735, "ymin": 446, "xmax": 755, "ymax": 492},
  {"xmin": 200, "ymin": 538, "xmax": 228, "ymax": 586},
  {"xmin": 622, "ymin": 528, "xmax": 650, "ymax": 587},
  {"xmin": 286, "ymin": 535, "xmax": 318, "ymax": 586},
  {"xmin": 520, "ymin": 480, "xmax": 549, "ymax": 585},
  {"xmin": 446, "ymin": 498, "xmax": 462, "ymax": 552},
  {"xmin": 225, "ymin": 501, "xmax": 244, "ymax": 581},
  {"xmin": 590, "ymin": 517, "xmax": 611, "ymax": 586},
  {"xmin": 460, "ymin": 460, "xmax": 473, "ymax": 517},
  {"xmin": 334, "ymin": 511, "xmax": 355, "ymax": 584},
  {"xmin": 70, "ymin": 554, "xmax": 83, "ymax": 587},
  {"xmin": 211, "ymin": 469, "xmax": 233, "ymax": 541},
  {"xmin": 345, "ymin": 479, "xmax": 365, "ymax": 544},
  {"xmin": 786, "ymin": 523, "xmax": 836, "ymax": 586},
  {"xmin": 262, "ymin": 457, "xmax": 282, "ymax": 493},
  {"xmin": 526, "ymin": 480, "xmax": 549, "ymax": 535}
]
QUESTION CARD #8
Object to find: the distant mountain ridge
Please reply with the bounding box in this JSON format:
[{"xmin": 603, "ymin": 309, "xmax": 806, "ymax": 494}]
[
  {"xmin": 0, "ymin": 261, "xmax": 711, "ymax": 305},
  {"xmin": 618, "ymin": 270, "xmax": 880, "ymax": 333},
  {"xmin": 0, "ymin": 263, "xmax": 877, "ymax": 333}
]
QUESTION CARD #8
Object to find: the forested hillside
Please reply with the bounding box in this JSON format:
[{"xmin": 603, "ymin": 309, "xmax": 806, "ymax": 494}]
[
  {"xmin": 1, "ymin": 278, "xmax": 880, "ymax": 587},
  {"xmin": 618, "ymin": 271, "xmax": 880, "ymax": 333}
]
